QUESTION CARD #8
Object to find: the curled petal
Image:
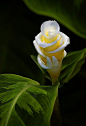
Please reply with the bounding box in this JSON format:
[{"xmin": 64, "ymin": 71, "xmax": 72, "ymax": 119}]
[
  {"xmin": 64, "ymin": 50, "xmax": 67, "ymax": 57},
  {"xmin": 33, "ymin": 40, "xmax": 46, "ymax": 57},
  {"xmin": 59, "ymin": 37, "xmax": 63, "ymax": 46},
  {"xmin": 35, "ymin": 32, "xmax": 60, "ymax": 48},
  {"xmin": 52, "ymin": 56, "xmax": 59, "ymax": 67},
  {"xmin": 37, "ymin": 55, "xmax": 51, "ymax": 69},
  {"xmin": 47, "ymin": 61, "xmax": 62, "ymax": 84},
  {"xmin": 41, "ymin": 20, "xmax": 60, "ymax": 38},
  {"xmin": 46, "ymin": 32, "xmax": 70, "ymax": 53},
  {"xmin": 35, "ymin": 32, "xmax": 56, "ymax": 47},
  {"xmin": 47, "ymin": 57, "xmax": 52, "ymax": 67}
]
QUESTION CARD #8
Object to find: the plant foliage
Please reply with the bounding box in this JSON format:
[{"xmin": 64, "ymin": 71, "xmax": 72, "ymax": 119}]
[
  {"xmin": 59, "ymin": 48, "xmax": 86, "ymax": 87},
  {"xmin": 0, "ymin": 74, "xmax": 58, "ymax": 126}
]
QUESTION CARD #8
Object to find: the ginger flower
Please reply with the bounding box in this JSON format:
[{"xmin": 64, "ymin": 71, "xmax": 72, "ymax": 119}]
[{"xmin": 33, "ymin": 20, "xmax": 70, "ymax": 84}]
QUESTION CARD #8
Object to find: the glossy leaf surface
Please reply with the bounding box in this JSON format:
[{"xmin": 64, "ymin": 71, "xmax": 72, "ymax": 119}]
[{"xmin": 23, "ymin": 0, "xmax": 86, "ymax": 39}]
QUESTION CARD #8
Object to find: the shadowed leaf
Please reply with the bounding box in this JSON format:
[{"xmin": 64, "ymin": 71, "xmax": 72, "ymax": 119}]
[
  {"xmin": 59, "ymin": 48, "xmax": 86, "ymax": 87},
  {"xmin": 23, "ymin": 0, "xmax": 86, "ymax": 39}
]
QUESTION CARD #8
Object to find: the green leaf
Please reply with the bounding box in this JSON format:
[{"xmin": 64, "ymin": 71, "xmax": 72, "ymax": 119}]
[
  {"xmin": 0, "ymin": 0, "xmax": 45, "ymax": 84},
  {"xmin": 59, "ymin": 48, "xmax": 86, "ymax": 87},
  {"xmin": 31, "ymin": 55, "xmax": 51, "ymax": 81},
  {"xmin": 0, "ymin": 74, "xmax": 58, "ymax": 126},
  {"xmin": 23, "ymin": 0, "xmax": 86, "ymax": 39}
]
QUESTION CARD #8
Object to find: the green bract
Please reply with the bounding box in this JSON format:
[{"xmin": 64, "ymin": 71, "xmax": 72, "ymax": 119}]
[{"xmin": 59, "ymin": 48, "xmax": 86, "ymax": 87}]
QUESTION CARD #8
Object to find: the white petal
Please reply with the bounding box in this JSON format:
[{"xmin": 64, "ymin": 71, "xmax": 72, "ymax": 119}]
[
  {"xmin": 47, "ymin": 61, "xmax": 62, "ymax": 84},
  {"xmin": 60, "ymin": 37, "xmax": 63, "ymax": 46},
  {"xmin": 41, "ymin": 20, "xmax": 60, "ymax": 38},
  {"xmin": 52, "ymin": 56, "xmax": 59, "ymax": 67},
  {"xmin": 48, "ymin": 29, "xmax": 56, "ymax": 36},
  {"xmin": 33, "ymin": 40, "xmax": 46, "ymax": 57},
  {"xmin": 64, "ymin": 50, "xmax": 67, "ymax": 57},
  {"xmin": 37, "ymin": 55, "xmax": 51, "ymax": 69},
  {"xmin": 47, "ymin": 57, "xmax": 52, "ymax": 67},
  {"xmin": 46, "ymin": 31, "xmax": 70, "ymax": 53},
  {"xmin": 35, "ymin": 32, "xmax": 60, "ymax": 48}
]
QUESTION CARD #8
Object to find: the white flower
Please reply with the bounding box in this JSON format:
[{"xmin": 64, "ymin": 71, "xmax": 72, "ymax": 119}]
[{"xmin": 33, "ymin": 20, "xmax": 70, "ymax": 83}]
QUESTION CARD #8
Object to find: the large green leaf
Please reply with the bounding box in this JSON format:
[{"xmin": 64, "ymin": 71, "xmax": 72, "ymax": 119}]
[
  {"xmin": 0, "ymin": 74, "xmax": 58, "ymax": 126},
  {"xmin": 23, "ymin": 0, "xmax": 86, "ymax": 39},
  {"xmin": 59, "ymin": 48, "xmax": 86, "ymax": 87}
]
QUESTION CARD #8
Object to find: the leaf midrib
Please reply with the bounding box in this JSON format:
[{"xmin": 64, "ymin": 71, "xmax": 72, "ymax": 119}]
[{"xmin": 4, "ymin": 84, "xmax": 31, "ymax": 126}]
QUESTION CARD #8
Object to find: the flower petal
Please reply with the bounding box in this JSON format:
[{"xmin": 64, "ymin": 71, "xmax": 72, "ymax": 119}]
[
  {"xmin": 41, "ymin": 20, "xmax": 60, "ymax": 38},
  {"xmin": 46, "ymin": 32, "xmax": 70, "ymax": 53},
  {"xmin": 37, "ymin": 55, "xmax": 51, "ymax": 69},
  {"xmin": 64, "ymin": 50, "xmax": 67, "ymax": 57},
  {"xmin": 52, "ymin": 56, "xmax": 59, "ymax": 67},
  {"xmin": 47, "ymin": 57, "xmax": 52, "ymax": 67},
  {"xmin": 35, "ymin": 32, "xmax": 58, "ymax": 48},
  {"xmin": 33, "ymin": 40, "xmax": 46, "ymax": 57}
]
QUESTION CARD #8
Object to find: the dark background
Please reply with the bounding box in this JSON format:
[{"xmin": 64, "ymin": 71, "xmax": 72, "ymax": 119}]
[{"xmin": 0, "ymin": 0, "xmax": 86, "ymax": 126}]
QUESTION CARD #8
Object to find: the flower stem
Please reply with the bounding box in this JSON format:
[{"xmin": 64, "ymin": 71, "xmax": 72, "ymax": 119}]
[{"xmin": 51, "ymin": 89, "xmax": 63, "ymax": 126}]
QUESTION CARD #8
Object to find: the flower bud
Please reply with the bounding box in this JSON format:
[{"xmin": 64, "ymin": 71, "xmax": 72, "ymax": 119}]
[{"xmin": 33, "ymin": 20, "xmax": 70, "ymax": 84}]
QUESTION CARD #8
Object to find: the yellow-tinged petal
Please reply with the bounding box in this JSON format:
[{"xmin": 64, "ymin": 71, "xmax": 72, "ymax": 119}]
[
  {"xmin": 47, "ymin": 61, "xmax": 62, "ymax": 84},
  {"xmin": 41, "ymin": 20, "xmax": 60, "ymax": 39},
  {"xmin": 43, "ymin": 34, "xmax": 58, "ymax": 43},
  {"xmin": 42, "ymin": 48, "xmax": 64, "ymax": 61}
]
